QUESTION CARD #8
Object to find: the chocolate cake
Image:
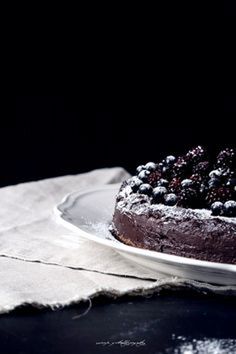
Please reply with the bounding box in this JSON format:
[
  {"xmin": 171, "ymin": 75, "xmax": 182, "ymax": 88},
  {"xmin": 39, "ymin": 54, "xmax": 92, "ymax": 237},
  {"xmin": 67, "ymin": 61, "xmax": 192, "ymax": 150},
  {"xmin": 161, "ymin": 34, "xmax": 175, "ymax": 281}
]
[{"xmin": 111, "ymin": 147, "xmax": 236, "ymax": 264}]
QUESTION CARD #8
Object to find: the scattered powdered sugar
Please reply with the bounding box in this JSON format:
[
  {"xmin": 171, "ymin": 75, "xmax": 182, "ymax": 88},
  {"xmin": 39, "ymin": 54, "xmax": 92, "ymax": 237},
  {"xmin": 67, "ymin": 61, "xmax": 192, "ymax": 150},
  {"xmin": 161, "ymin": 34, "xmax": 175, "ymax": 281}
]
[
  {"xmin": 170, "ymin": 337, "xmax": 236, "ymax": 354},
  {"xmin": 85, "ymin": 221, "xmax": 119, "ymax": 241},
  {"xmin": 116, "ymin": 184, "xmax": 236, "ymax": 225}
]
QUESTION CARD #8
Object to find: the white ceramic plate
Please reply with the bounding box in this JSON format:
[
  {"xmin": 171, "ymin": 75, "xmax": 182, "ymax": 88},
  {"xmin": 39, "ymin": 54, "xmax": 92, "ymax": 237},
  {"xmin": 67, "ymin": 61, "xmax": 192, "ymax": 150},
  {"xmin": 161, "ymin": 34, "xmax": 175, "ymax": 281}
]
[{"xmin": 55, "ymin": 184, "xmax": 236, "ymax": 285}]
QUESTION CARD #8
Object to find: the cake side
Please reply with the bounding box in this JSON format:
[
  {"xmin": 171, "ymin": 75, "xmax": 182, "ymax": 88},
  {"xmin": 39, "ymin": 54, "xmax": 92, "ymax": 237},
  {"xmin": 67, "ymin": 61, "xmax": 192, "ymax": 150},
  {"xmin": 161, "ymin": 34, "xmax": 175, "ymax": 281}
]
[
  {"xmin": 111, "ymin": 183, "xmax": 236, "ymax": 264},
  {"xmin": 111, "ymin": 146, "xmax": 236, "ymax": 264}
]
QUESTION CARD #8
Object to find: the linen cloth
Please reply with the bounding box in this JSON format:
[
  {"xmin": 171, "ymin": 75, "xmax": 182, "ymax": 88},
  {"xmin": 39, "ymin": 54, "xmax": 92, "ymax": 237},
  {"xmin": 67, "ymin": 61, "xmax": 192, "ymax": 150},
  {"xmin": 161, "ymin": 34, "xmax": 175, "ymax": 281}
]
[{"xmin": 0, "ymin": 168, "xmax": 235, "ymax": 314}]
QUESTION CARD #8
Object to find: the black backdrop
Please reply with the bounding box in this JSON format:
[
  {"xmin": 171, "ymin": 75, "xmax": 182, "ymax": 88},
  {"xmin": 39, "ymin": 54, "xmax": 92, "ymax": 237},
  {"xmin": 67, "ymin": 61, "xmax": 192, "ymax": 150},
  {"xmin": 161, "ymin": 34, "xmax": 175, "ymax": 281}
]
[
  {"xmin": 1, "ymin": 7, "xmax": 236, "ymax": 354},
  {"xmin": 1, "ymin": 94, "xmax": 233, "ymax": 187},
  {"xmin": 4, "ymin": 6, "xmax": 234, "ymax": 187},
  {"xmin": 1, "ymin": 2, "xmax": 232, "ymax": 187}
]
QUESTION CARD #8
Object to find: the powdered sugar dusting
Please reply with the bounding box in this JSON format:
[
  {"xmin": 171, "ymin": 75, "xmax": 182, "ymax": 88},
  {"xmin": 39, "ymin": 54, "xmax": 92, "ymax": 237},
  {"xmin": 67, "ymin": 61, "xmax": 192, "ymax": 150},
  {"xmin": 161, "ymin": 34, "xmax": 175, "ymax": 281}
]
[
  {"xmin": 116, "ymin": 184, "xmax": 236, "ymax": 225},
  {"xmin": 172, "ymin": 337, "xmax": 236, "ymax": 354}
]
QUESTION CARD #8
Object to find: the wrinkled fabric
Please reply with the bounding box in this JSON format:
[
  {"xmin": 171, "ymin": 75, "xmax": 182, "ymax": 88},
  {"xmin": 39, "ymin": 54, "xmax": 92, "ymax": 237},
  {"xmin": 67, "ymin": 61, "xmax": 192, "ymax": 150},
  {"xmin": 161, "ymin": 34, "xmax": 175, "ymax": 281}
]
[{"xmin": 0, "ymin": 168, "xmax": 235, "ymax": 314}]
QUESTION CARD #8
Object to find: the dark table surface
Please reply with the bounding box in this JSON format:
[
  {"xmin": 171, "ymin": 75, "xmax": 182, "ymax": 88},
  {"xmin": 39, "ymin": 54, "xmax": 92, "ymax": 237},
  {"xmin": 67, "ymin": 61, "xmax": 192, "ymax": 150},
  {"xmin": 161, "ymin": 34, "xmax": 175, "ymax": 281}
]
[{"xmin": 1, "ymin": 292, "xmax": 236, "ymax": 354}]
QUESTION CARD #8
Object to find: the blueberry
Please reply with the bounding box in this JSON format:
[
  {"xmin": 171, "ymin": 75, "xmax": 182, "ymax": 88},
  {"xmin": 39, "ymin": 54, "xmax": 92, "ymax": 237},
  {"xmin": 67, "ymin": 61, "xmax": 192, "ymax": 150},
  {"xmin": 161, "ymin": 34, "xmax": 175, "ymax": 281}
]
[
  {"xmin": 138, "ymin": 183, "xmax": 153, "ymax": 196},
  {"xmin": 136, "ymin": 165, "xmax": 145, "ymax": 174},
  {"xmin": 211, "ymin": 201, "xmax": 225, "ymax": 216},
  {"xmin": 145, "ymin": 162, "xmax": 156, "ymax": 172},
  {"xmin": 164, "ymin": 193, "xmax": 177, "ymax": 206},
  {"xmin": 224, "ymin": 200, "xmax": 236, "ymax": 217},
  {"xmin": 181, "ymin": 179, "xmax": 193, "ymax": 188},
  {"xmin": 208, "ymin": 178, "xmax": 221, "ymax": 189},
  {"xmin": 157, "ymin": 179, "xmax": 169, "ymax": 187},
  {"xmin": 138, "ymin": 170, "xmax": 151, "ymax": 182},
  {"xmin": 166, "ymin": 155, "xmax": 176, "ymax": 165},
  {"xmin": 209, "ymin": 169, "xmax": 222, "ymax": 178},
  {"xmin": 127, "ymin": 177, "xmax": 143, "ymax": 192},
  {"xmin": 153, "ymin": 186, "xmax": 167, "ymax": 203}
]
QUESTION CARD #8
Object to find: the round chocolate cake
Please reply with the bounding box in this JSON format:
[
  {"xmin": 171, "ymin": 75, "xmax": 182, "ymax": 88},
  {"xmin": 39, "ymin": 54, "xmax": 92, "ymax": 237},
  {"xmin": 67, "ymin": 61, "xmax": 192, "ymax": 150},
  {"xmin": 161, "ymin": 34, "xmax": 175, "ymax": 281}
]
[{"xmin": 111, "ymin": 147, "xmax": 236, "ymax": 264}]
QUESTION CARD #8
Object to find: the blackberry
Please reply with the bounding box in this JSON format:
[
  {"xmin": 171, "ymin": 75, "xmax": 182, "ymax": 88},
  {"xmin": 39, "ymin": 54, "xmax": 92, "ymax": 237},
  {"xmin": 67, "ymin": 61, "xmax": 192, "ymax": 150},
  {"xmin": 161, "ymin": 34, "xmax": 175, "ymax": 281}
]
[
  {"xmin": 173, "ymin": 157, "xmax": 191, "ymax": 178},
  {"xmin": 190, "ymin": 174, "xmax": 204, "ymax": 189},
  {"xmin": 169, "ymin": 177, "xmax": 182, "ymax": 194},
  {"xmin": 211, "ymin": 202, "xmax": 225, "ymax": 216},
  {"xmin": 216, "ymin": 148, "xmax": 235, "ymax": 169},
  {"xmin": 206, "ymin": 187, "xmax": 233, "ymax": 206},
  {"xmin": 191, "ymin": 173, "xmax": 203, "ymax": 182},
  {"xmin": 177, "ymin": 188, "xmax": 198, "ymax": 208},
  {"xmin": 185, "ymin": 146, "xmax": 206, "ymax": 164},
  {"xmin": 148, "ymin": 171, "xmax": 162, "ymax": 187},
  {"xmin": 199, "ymin": 182, "xmax": 208, "ymax": 197},
  {"xmin": 223, "ymin": 169, "xmax": 235, "ymax": 179},
  {"xmin": 138, "ymin": 184, "xmax": 153, "ymax": 196},
  {"xmin": 193, "ymin": 161, "xmax": 210, "ymax": 176}
]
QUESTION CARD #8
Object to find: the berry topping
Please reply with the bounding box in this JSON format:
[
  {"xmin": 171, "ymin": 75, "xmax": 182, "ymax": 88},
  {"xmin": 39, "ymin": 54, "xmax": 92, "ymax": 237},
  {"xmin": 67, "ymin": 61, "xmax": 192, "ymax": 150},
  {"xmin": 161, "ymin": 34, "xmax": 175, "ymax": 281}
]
[
  {"xmin": 211, "ymin": 202, "xmax": 225, "ymax": 216},
  {"xmin": 209, "ymin": 169, "xmax": 222, "ymax": 179},
  {"xmin": 224, "ymin": 200, "xmax": 236, "ymax": 217},
  {"xmin": 169, "ymin": 177, "xmax": 182, "ymax": 194},
  {"xmin": 181, "ymin": 179, "xmax": 194, "ymax": 188},
  {"xmin": 216, "ymin": 148, "xmax": 235, "ymax": 169},
  {"xmin": 138, "ymin": 184, "xmax": 153, "ymax": 196},
  {"xmin": 136, "ymin": 165, "xmax": 145, "ymax": 174},
  {"xmin": 164, "ymin": 193, "xmax": 177, "ymax": 206},
  {"xmin": 153, "ymin": 186, "xmax": 167, "ymax": 203},
  {"xmin": 186, "ymin": 146, "xmax": 206, "ymax": 164},
  {"xmin": 173, "ymin": 157, "xmax": 190, "ymax": 178},
  {"xmin": 178, "ymin": 188, "xmax": 198, "ymax": 208},
  {"xmin": 190, "ymin": 174, "xmax": 203, "ymax": 188},
  {"xmin": 157, "ymin": 179, "xmax": 169, "ymax": 187},
  {"xmin": 138, "ymin": 170, "xmax": 151, "ymax": 182},
  {"xmin": 193, "ymin": 161, "xmax": 210, "ymax": 175},
  {"xmin": 165, "ymin": 155, "xmax": 176, "ymax": 165},
  {"xmin": 206, "ymin": 187, "xmax": 233, "ymax": 206},
  {"xmin": 127, "ymin": 177, "xmax": 143, "ymax": 192},
  {"xmin": 145, "ymin": 162, "xmax": 157, "ymax": 171},
  {"xmin": 208, "ymin": 177, "xmax": 221, "ymax": 189},
  {"xmin": 147, "ymin": 171, "xmax": 162, "ymax": 187},
  {"xmin": 130, "ymin": 146, "xmax": 236, "ymax": 217},
  {"xmin": 162, "ymin": 166, "xmax": 172, "ymax": 179},
  {"xmin": 226, "ymin": 178, "xmax": 236, "ymax": 188}
]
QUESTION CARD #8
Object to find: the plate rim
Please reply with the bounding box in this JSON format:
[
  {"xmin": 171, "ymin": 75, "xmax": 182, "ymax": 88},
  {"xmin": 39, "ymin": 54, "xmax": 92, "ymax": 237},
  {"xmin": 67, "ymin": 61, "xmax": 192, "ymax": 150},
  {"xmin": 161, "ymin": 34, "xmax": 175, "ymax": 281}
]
[{"xmin": 54, "ymin": 184, "xmax": 236, "ymax": 273}]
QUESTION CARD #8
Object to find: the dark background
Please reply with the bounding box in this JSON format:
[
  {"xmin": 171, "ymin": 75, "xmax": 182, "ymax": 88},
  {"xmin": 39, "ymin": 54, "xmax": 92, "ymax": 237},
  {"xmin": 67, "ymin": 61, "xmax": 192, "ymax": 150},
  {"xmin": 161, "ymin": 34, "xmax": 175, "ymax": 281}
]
[
  {"xmin": 0, "ymin": 5, "xmax": 236, "ymax": 354},
  {"xmin": 4, "ymin": 3, "xmax": 235, "ymax": 188},
  {"xmin": 3, "ymin": 93, "xmax": 235, "ymax": 188}
]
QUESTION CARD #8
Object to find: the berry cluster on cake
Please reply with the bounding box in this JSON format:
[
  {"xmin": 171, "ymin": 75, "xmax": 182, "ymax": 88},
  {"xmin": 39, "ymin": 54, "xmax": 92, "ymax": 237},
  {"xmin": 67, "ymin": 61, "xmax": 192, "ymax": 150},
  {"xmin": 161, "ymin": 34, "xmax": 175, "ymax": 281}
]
[{"xmin": 110, "ymin": 147, "xmax": 236, "ymax": 264}]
